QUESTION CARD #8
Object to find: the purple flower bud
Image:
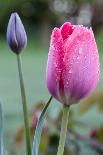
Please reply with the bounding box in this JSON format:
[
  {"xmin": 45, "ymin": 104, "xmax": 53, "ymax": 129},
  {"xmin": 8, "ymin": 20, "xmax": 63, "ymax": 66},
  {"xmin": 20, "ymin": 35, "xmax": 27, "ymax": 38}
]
[{"xmin": 7, "ymin": 12, "xmax": 27, "ymax": 54}]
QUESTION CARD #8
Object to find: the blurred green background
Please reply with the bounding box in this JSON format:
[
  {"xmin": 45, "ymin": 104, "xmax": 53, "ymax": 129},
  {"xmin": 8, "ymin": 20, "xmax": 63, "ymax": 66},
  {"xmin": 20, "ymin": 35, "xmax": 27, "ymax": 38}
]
[{"xmin": 0, "ymin": 0, "xmax": 103, "ymax": 155}]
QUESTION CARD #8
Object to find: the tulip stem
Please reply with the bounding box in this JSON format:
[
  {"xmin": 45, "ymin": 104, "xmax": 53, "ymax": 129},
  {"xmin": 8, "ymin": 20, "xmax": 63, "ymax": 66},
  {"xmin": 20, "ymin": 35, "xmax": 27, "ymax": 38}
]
[
  {"xmin": 57, "ymin": 105, "xmax": 70, "ymax": 155},
  {"xmin": 17, "ymin": 54, "xmax": 31, "ymax": 155}
]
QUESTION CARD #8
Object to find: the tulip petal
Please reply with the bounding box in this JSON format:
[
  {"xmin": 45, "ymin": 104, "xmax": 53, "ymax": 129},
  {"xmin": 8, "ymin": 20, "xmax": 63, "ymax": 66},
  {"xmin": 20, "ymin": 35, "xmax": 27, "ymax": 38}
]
[
  {"xmin": 7, "ymin": 13, "xmax": 18, "ymax": 52},
  {"xmin": 63, "ymin": 26, "xmax": 99, "ymax": 104},
  {"xmin": 60, "ymin": 22, "xmax": 74, "ymax": 41},
  {"xmin": 46, "ymin": 28, "xmax": 64, "ymax": 101},
  {"xmin": 15, "ymin": 13, "xmax": 27, "ymax": 49}
]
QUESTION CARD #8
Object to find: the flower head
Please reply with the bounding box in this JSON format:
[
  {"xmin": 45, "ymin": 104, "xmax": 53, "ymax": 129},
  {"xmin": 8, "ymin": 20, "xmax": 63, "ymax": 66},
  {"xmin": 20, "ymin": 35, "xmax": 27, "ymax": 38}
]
[
  {"xmin": 7, "ymin": 12, "xmax": 27, "ymax": 54},
  {"xmin": 46, "ymin": 22, "xmax": 100, "ymax": 105}
]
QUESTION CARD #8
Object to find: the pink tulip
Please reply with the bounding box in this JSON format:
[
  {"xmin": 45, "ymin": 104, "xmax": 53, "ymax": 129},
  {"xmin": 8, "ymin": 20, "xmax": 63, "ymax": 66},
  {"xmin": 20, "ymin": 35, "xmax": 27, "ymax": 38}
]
[{"xmin": 46, "ymin": 22, "xmax": 100, "ymax": 105}]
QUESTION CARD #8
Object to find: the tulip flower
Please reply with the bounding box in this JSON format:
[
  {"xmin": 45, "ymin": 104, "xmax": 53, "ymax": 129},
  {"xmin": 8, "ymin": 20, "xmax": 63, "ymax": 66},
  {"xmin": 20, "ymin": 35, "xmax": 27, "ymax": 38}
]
[
  {"xmin": 7, "ymin": 13, "xmax": 31, "ymax": 155},
  {"xmin": 46, "ymin": 22, "xmax": 100, "ymax": 105},
  {"xmin": 7, "ymin": 12, "xmax": 27, "ymax": 54}
]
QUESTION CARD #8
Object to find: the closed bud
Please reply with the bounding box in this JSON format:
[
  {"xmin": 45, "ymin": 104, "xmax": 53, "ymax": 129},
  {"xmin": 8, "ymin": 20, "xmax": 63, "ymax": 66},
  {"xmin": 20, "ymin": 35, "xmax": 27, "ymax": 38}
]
[{"xmin": 7, "ymin": 12, "xmax": 27, "ymax": 54}]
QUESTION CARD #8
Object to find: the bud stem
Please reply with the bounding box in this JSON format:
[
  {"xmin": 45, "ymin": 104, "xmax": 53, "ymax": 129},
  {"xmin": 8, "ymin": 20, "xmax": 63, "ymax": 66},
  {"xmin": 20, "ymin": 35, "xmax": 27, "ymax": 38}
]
[
  {"xmin": 17, "ymin": 54, "xmax": 31, "ymax": 155},
  {"xmin": 57, "ymin": 105, "xmax": 70, "ymax": 155}
]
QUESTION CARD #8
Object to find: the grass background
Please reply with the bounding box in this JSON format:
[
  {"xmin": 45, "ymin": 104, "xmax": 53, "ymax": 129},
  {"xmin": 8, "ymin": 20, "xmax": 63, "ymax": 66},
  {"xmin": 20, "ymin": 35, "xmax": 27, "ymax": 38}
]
[{"xmin": 0, "ymin": 30, "xmax": 103, "ymax": 153}]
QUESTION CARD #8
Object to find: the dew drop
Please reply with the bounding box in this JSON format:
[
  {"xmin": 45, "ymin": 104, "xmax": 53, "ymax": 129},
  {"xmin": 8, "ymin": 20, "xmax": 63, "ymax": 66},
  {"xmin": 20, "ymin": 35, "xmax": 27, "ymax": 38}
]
[
  {"xmin": 69, "ymin": 68, "xmax": 73, "ymax": 73},
  {"xmin": 77, "ymin": 56, "xmax": 80, "ymax": 60},
  {"xmin": 66, "ymin": 81, "xmax": 69, "ymax": 85},
  {"xmin": 75, "ymin": 61, "xmax": 79, "ymax": 63},
  {"xmin": 72, "ymin": 25, "xmax": 76, "ymax": 29},
  {"xmin": 79, "ymin": 48, "xmax": 82, "ymax": 54},
  {"xmin": 68, "ymin": 37, "xmax": 71, "ymax": 41},
  {"xmin": 54, "ymin": 62, "xmax": 58, "ymax": 67},
  {"xmin": 77, "ymin": 40, "xmax": 79, "ymax": 44}
]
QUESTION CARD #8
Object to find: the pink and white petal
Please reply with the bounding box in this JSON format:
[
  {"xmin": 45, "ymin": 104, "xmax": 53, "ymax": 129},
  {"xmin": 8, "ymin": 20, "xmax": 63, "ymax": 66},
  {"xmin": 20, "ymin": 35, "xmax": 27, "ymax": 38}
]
[
  {"xmin": 46, "ymin": 28, "xmax": 64, "ymax": 101},
  {"xmin": 62, "ymin": 27, "xmax": 100, "ymax": 104}
]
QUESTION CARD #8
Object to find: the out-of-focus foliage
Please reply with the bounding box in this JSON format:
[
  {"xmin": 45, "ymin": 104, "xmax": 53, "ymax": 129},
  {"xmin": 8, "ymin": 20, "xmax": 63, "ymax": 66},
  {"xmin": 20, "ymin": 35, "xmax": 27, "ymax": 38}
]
[
  {"xmin": 0, "ymin": 104, "xmax": 3, "ymax": 155},
  {"xmin": 12, "ymin": 93, "xmax": 103, "ymax": 155},
  {"xmin": 1, "ymin": 0, "xmax": 103, "ymax": 42},
  {"xmin": 79, "ymin": 89, "xmax": 103, "ymax": 113}
]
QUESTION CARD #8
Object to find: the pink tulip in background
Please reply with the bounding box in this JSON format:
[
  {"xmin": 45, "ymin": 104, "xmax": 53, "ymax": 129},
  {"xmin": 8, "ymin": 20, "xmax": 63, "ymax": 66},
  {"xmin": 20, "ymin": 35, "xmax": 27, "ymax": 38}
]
[{"xmin": 46, "ymin": 22, "xmax": 100, "ymax": 105}]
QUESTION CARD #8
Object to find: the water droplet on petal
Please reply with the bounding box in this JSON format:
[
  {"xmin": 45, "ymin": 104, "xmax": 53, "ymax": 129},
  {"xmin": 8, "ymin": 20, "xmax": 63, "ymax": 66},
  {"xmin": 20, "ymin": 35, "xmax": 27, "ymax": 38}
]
[
  {"xmin": 69, "ymin": 68, "xmax": 73, "ymax": 73},
  {"xmin": 72, "ymin": 25, "xmax": 76, "ymax": 29},
  {"xmin": 79, "ymin": 48, "xmax": 82, "ymax": 54},
  {"xmin": 77, "ymin": 40, "xmax": 79, "ymax": 44},
  {"xmin": 77, "ymin": 56, "xmax": 80, "ymax": 60},
  {"xmin": 68, "ymin": 37, "xmax": 71, "ymax": 41},
  {"xmin": 66, "ymin": 81, "xmax": 69, "ymax": 85}
]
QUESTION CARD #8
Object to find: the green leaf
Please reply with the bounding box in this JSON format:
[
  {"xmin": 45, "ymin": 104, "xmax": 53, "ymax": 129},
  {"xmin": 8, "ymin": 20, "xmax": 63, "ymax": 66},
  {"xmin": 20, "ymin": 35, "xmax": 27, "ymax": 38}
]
[
  {"xmin": 32, "ymin": 96, "xmax": 52, "ymax": 155},
  {"xmin": 79, "ymin": 89, "xmax": 103, "ymax": 114},
  {"xmin": 0, "ymin": 103, "xmax": 3, "ymax": 155}
]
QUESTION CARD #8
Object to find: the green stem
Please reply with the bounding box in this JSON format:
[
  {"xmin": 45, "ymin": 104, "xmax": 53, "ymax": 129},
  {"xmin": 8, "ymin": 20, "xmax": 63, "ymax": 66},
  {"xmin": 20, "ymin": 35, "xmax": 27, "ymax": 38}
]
[
  {"xmin": 17, "ymin": 54, "xmax": 31, "ymax": 155},
  {"xmin": 57, "ymin": 105, "xmax": 70, "ymax": 155}
]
